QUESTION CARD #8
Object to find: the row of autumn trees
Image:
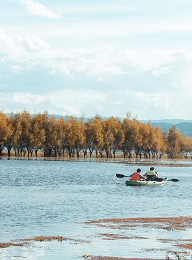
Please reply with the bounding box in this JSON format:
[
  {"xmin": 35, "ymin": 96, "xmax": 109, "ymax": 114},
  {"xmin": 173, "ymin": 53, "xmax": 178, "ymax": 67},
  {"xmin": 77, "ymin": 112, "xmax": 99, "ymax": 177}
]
[{"xmin": 0, "ymin": 110, "xmax": 192, "ymax": 159}]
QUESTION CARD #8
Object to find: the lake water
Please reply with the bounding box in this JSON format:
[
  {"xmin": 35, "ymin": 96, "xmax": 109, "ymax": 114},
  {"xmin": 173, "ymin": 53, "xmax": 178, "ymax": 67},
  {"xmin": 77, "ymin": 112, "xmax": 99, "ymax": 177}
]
[{"xmin": 0, "ymin": 159, "xmax": 192, "ymax": 259}]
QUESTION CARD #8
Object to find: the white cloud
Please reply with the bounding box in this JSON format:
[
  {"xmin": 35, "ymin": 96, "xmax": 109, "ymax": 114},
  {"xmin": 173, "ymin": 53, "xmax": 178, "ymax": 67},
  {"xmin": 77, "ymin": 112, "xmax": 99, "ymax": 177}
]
[
  {"xmin": 0, "ymin": 92, "xmax": 46, "ymax": 104},
  {"xmin": 58, "ymin": 4, "xmax": 137, "ymax": 15},
  {"xmin": 135, "ymin": 92, "xmax": 172, "ymax": 109},
  {"xmin": 48, "ymin": 89, "xmax": 107, "ymax": 115},
  {"xmin": 1, "ymin": 29, "xmax": 192, "ymax": 117},
  {"xmin": 11, "ymin": 65, "xmax": 23, "ymax": 73},
  {"xmin": 1, "ymin": 87, "xmax": 192, "ymax": 120},
  {"xmin": 0, "ymin": 90, "xmax": 107, "ymax": 116},
  {"xmin": 0, "ymin": 29, "xmax": 50, "ymax": 62},
  {"xmin": 20, "ymin": 36, "xmax": 50, "ymax": 51},
  {"xmin": 151, "ymin": 67, "xmax": 173, "ymax": 76},
  {"xmin": 0, "ymin": 30, "xmax": 188, "ymax": 78},
  {"xmin": 134, "ymin": 91, "xmax": 192, "ymax": 119},
  {"xmin": 0, "ymin": 29, "xmax": 28, "ymax": 60},
  {"xmin": 34, "ymin": 19, "xmax": 192, "ymax": 40},
  {"xmin": 175, "ymin": 59, "xmax": 192, "ymax": 93},
  {"xmin": 19, "ymin": 0, "xmax": 62, "ymax": 19},
  {"xmin": 0, "ymin": 30, "xmax": 191, "ymax": 95},
  {"xmin": 1, "ymin": 0, "xmax": 192, "ymax": 120}
]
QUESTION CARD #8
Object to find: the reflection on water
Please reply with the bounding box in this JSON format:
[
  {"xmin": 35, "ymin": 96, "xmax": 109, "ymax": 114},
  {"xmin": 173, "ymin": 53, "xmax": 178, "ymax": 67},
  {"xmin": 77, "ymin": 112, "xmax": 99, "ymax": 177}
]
[{"xmin": 0, "ymin": 159, "xmax": 192, "ymax": 259}]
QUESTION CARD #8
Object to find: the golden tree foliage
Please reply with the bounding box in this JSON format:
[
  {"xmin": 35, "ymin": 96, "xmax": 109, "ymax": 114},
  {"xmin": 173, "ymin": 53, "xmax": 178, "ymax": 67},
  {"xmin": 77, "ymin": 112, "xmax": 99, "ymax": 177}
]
[
  {"xmin": 8, "ymin": 113, "xmax": 22, "ymax": 156},
  {"xmin": 86, "ymin": 116, "xmax": 104, "ymax": 157},
  {"xmin": 167, "ymin": 126, "xmax": 181, "ymax": 158},
  {"xmin": 0, "ymin": 110, "xmax": 192, "ymax": 159},
  {"xmin": 110, "ymin": 117, "xmax": 124, "ymax": 158},
  {"xmin": 151, "ymin": 126, "xmax": 167, "ymax": 157},
  {"xmin": 41, "ymin": 112, "xmax": 62, "ymax": 157},
  {"xmin": 64, "ymin": 116, "xmax": 85, "ymax": 157},
  {"xmin": 30, "ymin": 114, "xmax": 46, "ymax": 156},
  {"xmin": 103, "ymin": 117, "xmax": 116, "ymax": 158},
  {"xmin": 122, "ymin": 117, "xmax": 141, "ymax": 158},
  {"xmin": 0, "ymin": 112, "xmax": 12, "ymax": 155}
]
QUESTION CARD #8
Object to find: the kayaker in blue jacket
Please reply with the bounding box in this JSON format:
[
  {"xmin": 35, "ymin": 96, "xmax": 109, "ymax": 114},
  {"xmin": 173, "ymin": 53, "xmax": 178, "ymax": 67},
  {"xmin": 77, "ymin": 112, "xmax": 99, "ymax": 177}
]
[{"xmin": 143, "ymin": 167, "xmax": 158, "ymax": 181}]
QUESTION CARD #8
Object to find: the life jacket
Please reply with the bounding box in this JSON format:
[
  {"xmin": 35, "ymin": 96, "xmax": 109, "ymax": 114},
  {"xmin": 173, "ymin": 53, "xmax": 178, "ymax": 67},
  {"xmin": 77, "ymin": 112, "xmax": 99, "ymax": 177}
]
[
  {"xmin": 146, "ymin": 170, "xmax": 156, "ymax": 176},
  {"xmin": 130, "ymin": 172, "xmax": 141, "ymax": 181}
]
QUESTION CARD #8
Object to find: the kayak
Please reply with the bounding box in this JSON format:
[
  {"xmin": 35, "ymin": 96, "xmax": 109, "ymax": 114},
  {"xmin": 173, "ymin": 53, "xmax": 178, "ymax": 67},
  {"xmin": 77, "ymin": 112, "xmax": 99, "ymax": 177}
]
[
  {"xmin": 115, "ymin": 174, "xmax": 178, "ymax": 185},
  {"xmin": 125, "ymin": 179, "xmax": 167, "ymax": 186}
]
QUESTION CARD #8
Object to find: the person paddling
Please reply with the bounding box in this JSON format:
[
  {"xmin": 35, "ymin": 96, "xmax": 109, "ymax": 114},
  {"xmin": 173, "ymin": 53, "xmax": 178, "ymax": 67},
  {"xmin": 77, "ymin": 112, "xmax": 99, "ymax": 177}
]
[
  {"xmin": 143, "ymin": 167, "xmax": 158, "ymax": 181},
  {"xmin": 129, "ymin": 168, "xmax": 145, "ymax": 181}
]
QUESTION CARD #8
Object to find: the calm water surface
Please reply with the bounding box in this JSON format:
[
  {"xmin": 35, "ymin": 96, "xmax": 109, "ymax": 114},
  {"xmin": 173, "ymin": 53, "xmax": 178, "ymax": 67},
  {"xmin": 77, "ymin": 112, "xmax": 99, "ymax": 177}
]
[{"xmin": 0, "ymin": 159, "xmax": 192, "ymax": 259}]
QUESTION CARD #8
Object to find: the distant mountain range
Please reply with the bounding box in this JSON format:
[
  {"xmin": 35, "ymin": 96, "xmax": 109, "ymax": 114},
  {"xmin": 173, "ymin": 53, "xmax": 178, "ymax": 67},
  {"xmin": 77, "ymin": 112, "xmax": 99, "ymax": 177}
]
[{"xmin": 145, "ymin": 120, "xmax": 192, "ymax": 137}]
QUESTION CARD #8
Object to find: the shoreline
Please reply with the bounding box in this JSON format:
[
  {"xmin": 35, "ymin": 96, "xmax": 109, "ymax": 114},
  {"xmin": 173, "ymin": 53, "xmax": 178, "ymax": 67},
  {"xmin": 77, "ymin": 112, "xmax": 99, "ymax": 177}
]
[{"xmin": 1, "ymin": 156, "xmax": 192, "ymax": 167}]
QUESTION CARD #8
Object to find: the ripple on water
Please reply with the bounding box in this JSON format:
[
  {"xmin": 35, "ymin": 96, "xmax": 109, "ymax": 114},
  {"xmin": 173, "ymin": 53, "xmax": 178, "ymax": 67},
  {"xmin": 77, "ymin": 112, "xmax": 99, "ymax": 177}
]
[{"xmin": 0, "ymin": 159, "xmax": 191, "ymax": 259}]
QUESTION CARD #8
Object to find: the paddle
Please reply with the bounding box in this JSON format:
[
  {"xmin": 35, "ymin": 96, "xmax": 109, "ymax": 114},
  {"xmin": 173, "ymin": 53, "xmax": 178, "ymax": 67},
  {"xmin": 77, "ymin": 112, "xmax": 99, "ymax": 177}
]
[
  {"xmin": 116, "ymin": 174, "xmax": 130, "ymax": 178},
  {"xmin": 155, "ymin": 178, "xmax": 179, "ymax": 182},
  {"xmin": 168, "ymin": 178, "xmax": 179, "ymax": 182},
  {"xmin": 116, "ymin": 174, "xmax": 179, "ymax": 182}
]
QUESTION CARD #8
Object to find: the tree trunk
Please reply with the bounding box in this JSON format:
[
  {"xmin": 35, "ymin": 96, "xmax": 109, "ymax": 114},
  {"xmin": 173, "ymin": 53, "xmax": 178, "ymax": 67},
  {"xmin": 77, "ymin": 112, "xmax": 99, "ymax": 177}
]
[
  {"xmin": 23, "ymin": 150, "xmax": 27, "ymax": 157},
  {"xmin": 83, "ymin": 150, "xmax": 87, "ymax": 158},
  {"xmin": 8, "ymin": 149, "xmax": 11, "ymax": 157}
]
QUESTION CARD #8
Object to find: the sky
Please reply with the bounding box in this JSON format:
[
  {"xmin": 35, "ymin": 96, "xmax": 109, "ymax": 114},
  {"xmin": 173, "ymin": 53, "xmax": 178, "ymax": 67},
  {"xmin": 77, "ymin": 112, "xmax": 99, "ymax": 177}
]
[{"xmin": 1, "ymin": 0, "xmax": 192, "ymax": 120}]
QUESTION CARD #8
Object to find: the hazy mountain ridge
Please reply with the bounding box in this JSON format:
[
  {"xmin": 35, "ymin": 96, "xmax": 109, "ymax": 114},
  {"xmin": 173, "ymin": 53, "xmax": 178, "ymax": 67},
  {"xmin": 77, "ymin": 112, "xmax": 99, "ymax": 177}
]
[
  {"xmin": 151, "ymin": 121, "xmax": 192, "ymax": 136},
  {"xmin": 148, "ymin": 119, "xmax": 192, "ymax": 124}
]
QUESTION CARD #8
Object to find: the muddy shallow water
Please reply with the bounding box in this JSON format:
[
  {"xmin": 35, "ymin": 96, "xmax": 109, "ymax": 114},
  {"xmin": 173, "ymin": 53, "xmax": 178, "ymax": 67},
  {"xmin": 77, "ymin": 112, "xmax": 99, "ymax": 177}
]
[{"xmin": 0, "ymin": 158, "xmax": 192, "ymax": 259}]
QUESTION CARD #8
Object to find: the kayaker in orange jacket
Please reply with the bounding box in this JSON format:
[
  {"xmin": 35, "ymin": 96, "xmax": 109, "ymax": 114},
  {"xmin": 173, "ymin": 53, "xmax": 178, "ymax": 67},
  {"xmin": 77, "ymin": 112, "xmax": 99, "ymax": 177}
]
[{"xmin": 129, "ymin": 168, "xmax": 145, "ymax": 181}]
